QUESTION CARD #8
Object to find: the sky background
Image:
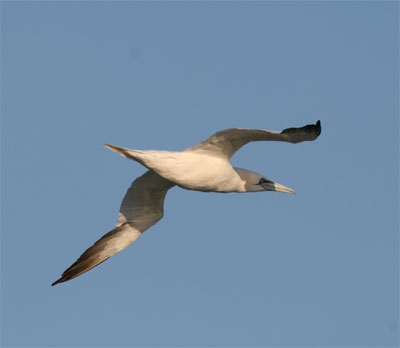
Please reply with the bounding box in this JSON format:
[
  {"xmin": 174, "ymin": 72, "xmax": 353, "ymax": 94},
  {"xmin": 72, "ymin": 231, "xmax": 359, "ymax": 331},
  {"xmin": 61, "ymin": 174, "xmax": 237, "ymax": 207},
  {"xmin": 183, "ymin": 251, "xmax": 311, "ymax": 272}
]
[{"xmin": 1, "ymin": 1, "xmax": 398, "ymax": 347}]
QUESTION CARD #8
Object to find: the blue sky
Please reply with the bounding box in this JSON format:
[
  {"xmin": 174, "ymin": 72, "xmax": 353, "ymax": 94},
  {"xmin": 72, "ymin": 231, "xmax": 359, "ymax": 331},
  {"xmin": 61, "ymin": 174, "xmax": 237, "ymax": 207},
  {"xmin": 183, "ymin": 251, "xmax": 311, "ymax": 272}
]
[{"xmin": 1, "ymin": 1, "xmax": 398, "ymax": 347}]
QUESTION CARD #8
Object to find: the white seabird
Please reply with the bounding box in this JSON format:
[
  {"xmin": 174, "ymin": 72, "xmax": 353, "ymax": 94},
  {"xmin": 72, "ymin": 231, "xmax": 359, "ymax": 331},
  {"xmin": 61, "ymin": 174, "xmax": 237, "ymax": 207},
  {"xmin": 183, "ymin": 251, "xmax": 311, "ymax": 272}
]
[{"xmin": 52, "ymin": 120, "xmax": 321, "ymax": 286}]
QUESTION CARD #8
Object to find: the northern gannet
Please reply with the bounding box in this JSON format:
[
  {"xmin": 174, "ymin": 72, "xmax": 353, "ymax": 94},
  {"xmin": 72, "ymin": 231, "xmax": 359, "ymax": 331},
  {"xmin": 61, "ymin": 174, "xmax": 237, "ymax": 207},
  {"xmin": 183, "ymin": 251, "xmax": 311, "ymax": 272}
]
[{"xmin": 52, "ymin": 121, "xmax": 321, "ymax": 286}]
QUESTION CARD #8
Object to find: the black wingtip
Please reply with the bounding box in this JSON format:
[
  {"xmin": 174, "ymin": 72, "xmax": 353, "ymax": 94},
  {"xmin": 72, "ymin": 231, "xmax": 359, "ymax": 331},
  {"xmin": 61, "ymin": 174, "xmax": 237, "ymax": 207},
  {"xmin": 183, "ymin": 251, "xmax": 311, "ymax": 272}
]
[
  {"xmin": 51, "ymin": 279, "xmax": 62, "ymax": 286},
  {"xmin": 51, "ymin": 273, "xmax": 77, "ymax": 286},
  {"xmin": 280, "ymin": 120, "xmax": 322, "ymax": 141},
  {"xmin": 316, "ymin": 120, "xmax": 321, "ymax": 136}
]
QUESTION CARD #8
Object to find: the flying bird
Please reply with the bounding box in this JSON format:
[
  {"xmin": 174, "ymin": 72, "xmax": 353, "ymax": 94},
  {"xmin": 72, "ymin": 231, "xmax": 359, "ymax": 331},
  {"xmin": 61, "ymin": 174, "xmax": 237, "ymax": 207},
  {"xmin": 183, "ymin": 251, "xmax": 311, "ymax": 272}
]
[{"xmin": 52, "ymin": 120, "xmax": 321, "ymax": 286}]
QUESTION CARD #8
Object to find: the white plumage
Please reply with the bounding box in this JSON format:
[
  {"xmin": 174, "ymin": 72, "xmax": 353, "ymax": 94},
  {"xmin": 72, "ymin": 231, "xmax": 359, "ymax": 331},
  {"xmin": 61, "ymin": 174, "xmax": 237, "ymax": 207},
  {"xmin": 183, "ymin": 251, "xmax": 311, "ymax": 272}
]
[{"xmin": 52, "ymin": 120, "xmax": 321, "ymax": 285}]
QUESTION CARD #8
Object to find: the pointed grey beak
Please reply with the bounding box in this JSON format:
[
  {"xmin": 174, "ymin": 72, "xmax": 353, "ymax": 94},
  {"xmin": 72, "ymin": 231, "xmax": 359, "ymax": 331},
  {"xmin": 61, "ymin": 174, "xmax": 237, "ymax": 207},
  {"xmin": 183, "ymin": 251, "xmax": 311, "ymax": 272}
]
[{"xmin": 261, "ymin": 181, "xmax": 296, "ymax": 194}]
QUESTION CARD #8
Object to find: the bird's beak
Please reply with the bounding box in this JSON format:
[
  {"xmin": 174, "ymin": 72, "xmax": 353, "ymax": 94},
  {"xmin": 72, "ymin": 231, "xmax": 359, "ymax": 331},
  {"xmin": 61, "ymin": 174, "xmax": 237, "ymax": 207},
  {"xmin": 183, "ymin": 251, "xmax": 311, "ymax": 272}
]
[{"xmin": 262, "ymin": 182, "xmax": 296, "ymax": 194}]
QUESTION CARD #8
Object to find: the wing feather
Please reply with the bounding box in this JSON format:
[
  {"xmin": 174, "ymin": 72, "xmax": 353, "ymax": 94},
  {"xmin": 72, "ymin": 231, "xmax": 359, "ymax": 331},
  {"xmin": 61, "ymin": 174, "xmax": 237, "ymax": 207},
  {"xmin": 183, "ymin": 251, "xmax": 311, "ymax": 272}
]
[
  {"xmin": 52, "ymin": 170, "xmax": 175, "ymax": 286},
  {"xmin": 186, "ymin": 120, "xmax": 321, "ymax": 159}
]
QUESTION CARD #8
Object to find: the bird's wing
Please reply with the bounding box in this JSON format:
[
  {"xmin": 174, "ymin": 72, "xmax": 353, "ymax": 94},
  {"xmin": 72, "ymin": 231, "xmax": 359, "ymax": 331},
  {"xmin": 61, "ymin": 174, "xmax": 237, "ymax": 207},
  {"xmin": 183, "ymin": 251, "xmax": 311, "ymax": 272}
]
[
  {"xmin": 52, "ymin": 170, "xmax": 175, "ymax": 286},
  {"xmin": 186, "ymin": 120, "xmax": 321, "ymax": 159}
]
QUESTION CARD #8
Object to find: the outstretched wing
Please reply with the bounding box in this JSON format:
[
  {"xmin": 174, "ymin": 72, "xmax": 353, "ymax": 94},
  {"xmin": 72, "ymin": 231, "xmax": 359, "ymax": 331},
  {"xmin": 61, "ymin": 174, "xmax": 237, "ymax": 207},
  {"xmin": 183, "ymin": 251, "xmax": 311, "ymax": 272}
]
[
  {"xmin": 52, "ymin": 170, "xmax": 175, "ymax": 286},
  {"xmin": 186, "ymin": 120, "xmax": 321, "ymax": 159}
]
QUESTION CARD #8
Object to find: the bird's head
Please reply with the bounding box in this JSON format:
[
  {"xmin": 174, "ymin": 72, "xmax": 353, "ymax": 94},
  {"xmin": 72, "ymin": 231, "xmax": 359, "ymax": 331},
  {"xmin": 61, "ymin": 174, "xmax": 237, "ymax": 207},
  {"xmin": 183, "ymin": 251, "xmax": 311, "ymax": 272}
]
[{"xmin": 234, "ymin": 167, "xmax": 296, "ymax": 194}]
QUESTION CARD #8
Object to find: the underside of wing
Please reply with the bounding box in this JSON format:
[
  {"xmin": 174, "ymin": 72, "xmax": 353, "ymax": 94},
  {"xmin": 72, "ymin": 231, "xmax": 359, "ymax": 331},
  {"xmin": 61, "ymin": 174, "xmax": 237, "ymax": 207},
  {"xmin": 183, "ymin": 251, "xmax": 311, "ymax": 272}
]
[
  {"xmin": 52, "ymin": 170, "xmax": 175, "ymax": 286},
  {"xmin": 116, "ymin": 170, "xmax": 175, "ymax": 229},
  {"xmin": 51, "ymin": 223, "xmax": 140, "ymax": 286},
  {"xmin": 186, "ymin": 120, "xmax": 321, "ymax": 159}
]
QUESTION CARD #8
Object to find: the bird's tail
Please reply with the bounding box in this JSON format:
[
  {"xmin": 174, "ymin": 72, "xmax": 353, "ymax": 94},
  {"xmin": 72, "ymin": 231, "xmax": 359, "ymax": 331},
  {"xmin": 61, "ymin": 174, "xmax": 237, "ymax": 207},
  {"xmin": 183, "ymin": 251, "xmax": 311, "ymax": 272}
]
[{"xmin": 104, "ymin": 144, "xmax": 146, "ymax": 164}]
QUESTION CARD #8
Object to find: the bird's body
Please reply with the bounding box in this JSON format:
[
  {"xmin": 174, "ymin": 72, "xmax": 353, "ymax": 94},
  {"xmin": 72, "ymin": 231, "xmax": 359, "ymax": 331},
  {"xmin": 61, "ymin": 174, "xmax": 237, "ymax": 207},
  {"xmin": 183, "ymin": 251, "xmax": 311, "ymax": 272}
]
[
  {"xmin": 52, "ymin": 121, "xmax": 321, "ymax": 286},
  {"xmin": 107, "ymin": 148, "xmax": 246, "ymax": 192}
]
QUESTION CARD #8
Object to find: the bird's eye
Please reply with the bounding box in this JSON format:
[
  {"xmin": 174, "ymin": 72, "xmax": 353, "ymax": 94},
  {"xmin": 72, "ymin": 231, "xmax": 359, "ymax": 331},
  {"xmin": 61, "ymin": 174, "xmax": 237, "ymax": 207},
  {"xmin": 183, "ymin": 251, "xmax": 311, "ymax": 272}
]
[{"xmin": 258, "ymin": 178, "xmax": 271, "ymax": 185}]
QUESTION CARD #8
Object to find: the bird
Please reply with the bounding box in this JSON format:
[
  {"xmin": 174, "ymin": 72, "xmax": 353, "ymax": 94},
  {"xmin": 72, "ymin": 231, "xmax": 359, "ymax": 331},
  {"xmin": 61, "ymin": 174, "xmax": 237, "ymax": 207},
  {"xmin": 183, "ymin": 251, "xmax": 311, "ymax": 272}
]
[{"xmin": 52, "ymin": 120, "xmax": 321, "ymax": 286}]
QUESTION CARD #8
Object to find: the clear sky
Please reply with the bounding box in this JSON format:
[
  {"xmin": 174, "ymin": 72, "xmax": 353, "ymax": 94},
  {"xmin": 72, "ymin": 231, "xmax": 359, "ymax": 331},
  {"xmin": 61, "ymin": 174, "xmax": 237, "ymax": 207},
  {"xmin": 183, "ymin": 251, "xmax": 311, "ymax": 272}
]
[{"xmin": 1, "ymin": 1, "xmax": 398, "ymax": 347}]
